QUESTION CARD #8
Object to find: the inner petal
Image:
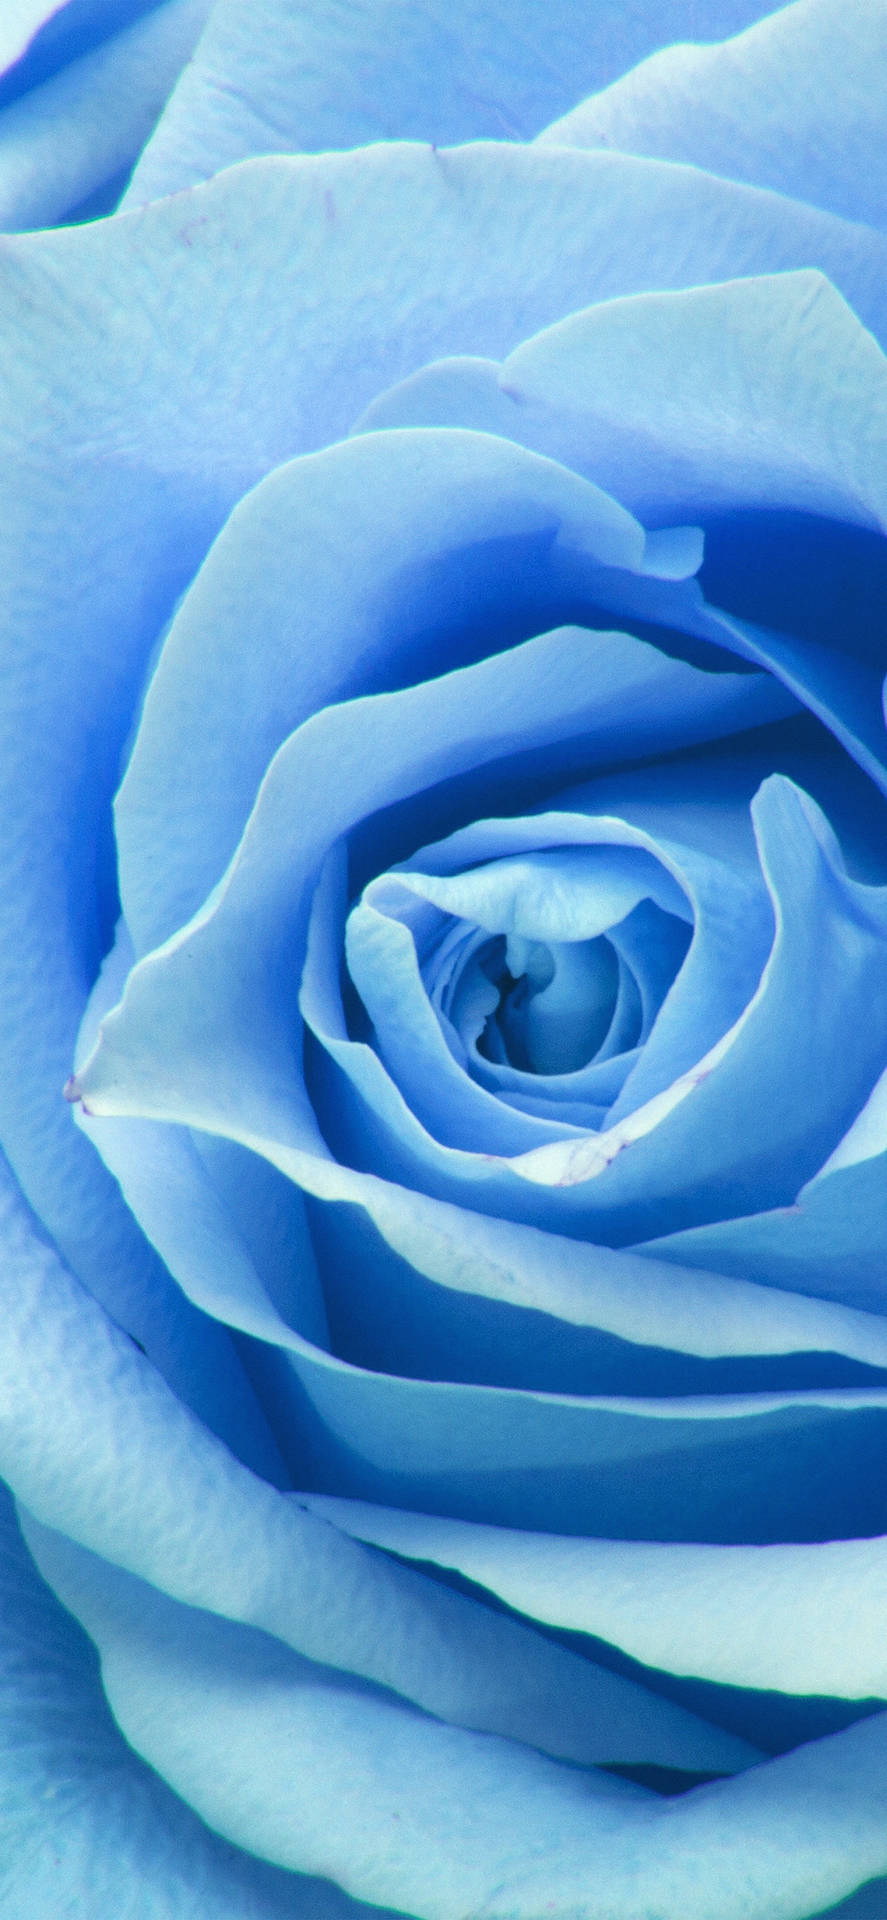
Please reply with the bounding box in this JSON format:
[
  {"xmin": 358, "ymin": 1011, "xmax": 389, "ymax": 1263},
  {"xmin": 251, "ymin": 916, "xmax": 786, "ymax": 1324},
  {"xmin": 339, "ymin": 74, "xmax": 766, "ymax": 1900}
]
[
  {"xmin": 480, "ymin": 932, "xmax": 621, "ymax": 1074},
  {"xmin": 346, "ymin": 840, "xmax": 695, "ymax": 1150}
]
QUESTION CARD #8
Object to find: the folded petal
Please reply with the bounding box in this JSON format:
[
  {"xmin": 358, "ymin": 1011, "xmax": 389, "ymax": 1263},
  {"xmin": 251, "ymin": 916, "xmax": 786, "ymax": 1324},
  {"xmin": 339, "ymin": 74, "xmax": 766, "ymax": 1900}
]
[
  {"xmin": 0, "ymin": 0, "xmax": 210, "ymax": 231},
  {"xmin": 115, "ymin": 428, "xmax": 647, "ymax": 955},
  {"xmin": 21, "ymin": 1518, "xmax": 887, "ymax": 1920},
  {"xmin": 303, "ymin": 1495, "xmax": 887, "ymax": 1700},
  {"xmin": 123, "ymin": 0, "xmax": 779, "ymax": 206},
  {"xmin": 0, "ymin": 1156, "xmax": 764, "ymax": 1772},
  {"xmin": 500, "ymin": 271, "xmax": 887, "ymax": 531},
  {"xmin": 537, "ymin": 0, "xmax": 887, "ymax": 233},
  {"xmin": 0, "ymin": 1481, "xmax": 339, "ymax": 1919}
]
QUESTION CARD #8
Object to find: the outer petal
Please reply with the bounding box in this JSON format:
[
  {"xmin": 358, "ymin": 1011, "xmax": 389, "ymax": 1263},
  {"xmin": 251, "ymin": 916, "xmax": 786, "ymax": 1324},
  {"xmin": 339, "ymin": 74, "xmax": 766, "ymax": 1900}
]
[
  {"xmin": 122, "ymin": 0, "xmax": 777, "ymax": 205},
  {"xmin": 500, "ymin": 272, "xmax": 887, "ymax": 531},
  {"xmin": 19, "ymin": 1518, "xmax": 887, "ymax": 1920},
  {"xmin": 0, "ymin": 1156, "xmax": 757, "ymax": 1774},
  {"xmin": 0, "ymin": 0, "xmax": 211, "ymax": 231},
  {"xmin": 537, "ymin": 0, "xmax": 887, "ymax": 234},
  {"xmin": 304, "ymin": 1496, "xmax": 887, "ymax": 1701},
  {"xmin": 27, "ymin": 1095, "xmax": 887, "ymax": 1548},
  {"xmin": 0, "ymin": 1482, "xmax": 355, "ymax": 1919}
]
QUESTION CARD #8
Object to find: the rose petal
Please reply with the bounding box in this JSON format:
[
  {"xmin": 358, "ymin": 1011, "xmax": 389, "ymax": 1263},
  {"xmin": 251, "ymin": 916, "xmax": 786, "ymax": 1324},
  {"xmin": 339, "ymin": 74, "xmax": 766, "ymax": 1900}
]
[
  {"xmin": 0, "ymin": 1156, "xmax": 762, "ymax": 1773},
  {"xmin": 501, "ymin": 271, "xmax": 887, "ymax": 531},
  {"xmin": 116, "ymin": 428, "xmax": 647, "ymax": 955},
  {"xmin": 0, "ymin": 0, "xmax": 210, "ymax": 231},
  {"xmin": 303, "ymin": 1494, "xmax": 887, "ymax": 1700},
  {"xmin": 122, "ymin": 0, "xmax": 778, "ymax": 206},
  {"xmin": 537, "ymin": 0, "xmax": 887, "ymax": 234},
  {"xmin": 76, "ymin": 615, "xmax": 788, "ymax": 1160},
  {"xmin": 642, "ymin": 1150, "xmax": 887, "ymax": 1313},
  {"xmin": 0, "ymin": 1482, "xmax": 333, "ymax": 1920},
  {"xmin": 20, "ymin": 1517, "xmax": 887, "ymax": 1920}
]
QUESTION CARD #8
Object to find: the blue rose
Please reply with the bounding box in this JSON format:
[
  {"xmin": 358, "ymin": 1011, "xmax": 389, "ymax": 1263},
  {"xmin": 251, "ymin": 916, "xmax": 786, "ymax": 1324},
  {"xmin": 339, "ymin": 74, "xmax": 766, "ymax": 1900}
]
[{"xmin": 2, "ymin": 3, "xmax": 887, "ymax": 1916}]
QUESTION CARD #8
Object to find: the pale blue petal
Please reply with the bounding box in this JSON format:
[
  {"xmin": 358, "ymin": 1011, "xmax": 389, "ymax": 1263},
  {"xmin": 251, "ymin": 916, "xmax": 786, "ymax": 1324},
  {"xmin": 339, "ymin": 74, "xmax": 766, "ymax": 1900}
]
[
  {"xmin": 0, "ymin": 0, "xmax": 210, "ymax": 231},
  {"xmin": 500, "ymin": 271, "xmax": 887, "ymax": 530},
  {"xmin": 3, "ymin": 148, "xmax": 843, "ymax": 1343},
  {"xmin": 0, "ymin": 1, "xmax": 73, "ymax": 78},
  {"xmin": 306, "ymin": 791, "xmax": 769, "ymax": 1173},
  {"xmin": 0, "ymin": 1157, "xmax": 763, "ymax": 1771},
  {"xmin": 26, "ymin": 1095, "xmax": 887, "ymax": 1544},
  {"xmin": 116, "ymin": 428, "xmax": 645, "ymax": 955},
  {"xmin": 23, "ymin": 1520, "xmax": 671, "ymax": 1918},
  {"xmin": 308, "ymin": 850, "xmax": 585, "ymax": 1158},
  {"xmin": 0, "ymin": 1482, "xmax": 349, "ymax": 1919},
  {"xmin": 78, "ymin": 919, "xmax": 887, "ymax": 1401},
  {"xmin": 303, "ymin": 1495, "xmax": 887, "ymax": 1701},
  {"xmin": 508, "ymin": 779, "xmax": 887, "ymax": 1239},
  {"xmin": 21, "ymin": 1519, "xmax": 887, "ymax": 1920},
  {"xmin": 78, "ymin": 602, "xmax": 790, "ymax": 1149},
  {"xmin": 73, "ymin": 963, "xmax": 887, "ymax": 1406},
  {"xmin": 306, "ymin": 1178, "xmax": 887, "ymax": 1400},
  {"xmin": 123, "ymin": 0, "xmax": 780, "ymax": 205},
  {"xmin": 73, "ymin": 921, "xmax": 331, "ymax": 1353},
  {"xmin": 537, "ymin": 0, "xmax": 887, "ymax": 233},
  {"xmin": 0, "ymin": 1, "xmax": 163, "ymax": 93},
  {"xmin": 642, "ymin": 1151, "xmax": 887, "ymax": 1315}
]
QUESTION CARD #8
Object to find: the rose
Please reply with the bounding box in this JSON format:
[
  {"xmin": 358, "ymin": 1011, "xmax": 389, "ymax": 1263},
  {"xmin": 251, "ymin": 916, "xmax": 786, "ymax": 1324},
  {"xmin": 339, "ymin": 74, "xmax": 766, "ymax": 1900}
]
[{"xmin": 2, "ymin": 3, "xmax": 887, "ymax": 1917}]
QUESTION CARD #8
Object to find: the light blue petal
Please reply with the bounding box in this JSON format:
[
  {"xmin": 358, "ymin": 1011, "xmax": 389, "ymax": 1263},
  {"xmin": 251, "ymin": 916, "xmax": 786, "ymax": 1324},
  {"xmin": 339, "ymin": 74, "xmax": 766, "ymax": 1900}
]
[
  {"xmin": 0, "ymin": 1481, "xmax": 353, "ymax": 1919},
  {"xmin": 306, "ymin": 1173, "xmax": 887, "ymax": 1398},
  {"xmin": 79, "ymin": 928, "xmax": 887, "ymax": 1402},
  {"xmin": 508, "ymin": 778, "xmax": 887, "ymax": 1239},
  {"xmin": 0, "ymin": 1, "xmax": 72, "ymax": 77},
  {"xmin": 0, "ymin": 1, "xmax": 168, "ymax": 93},
  {"xmin": 341, "ymin": 846, "xmax": 688, "ymax": 1135},
  {"xmin": 4, "ymin": 148, "xmax": 836, "ymax": 1355},
  {"xmin": 641, "ymin": 1150, "xmax": 887, "ymax": 1315},
  {"xmin": 303, "ymin": 1494, "xmax": 887, "ymax": 1701},
  {"xmin": 344, "ymin": 277, "xmax": 887, "ymax": 786},
  {"xmin": 123, "ymin": 0, "xmax": 780, "ymax": 205},
  {"xmin": 537, "ymin": 0, "xmax": 887, "ymax": 233},
  {"xmin": 0, "ymin": 1155, "xmax": 761, "ymax": 1772},
  {"xmin": 308, "ymin": 791, "xmax": 770, "ymax": 1172},
  {"xmin": 77, "ymin": 611, "xmax": 790, "ymax": 1162},
  {"xmin": 116, "ymin": 427, "xmax": 645, "ymax": 955},
  {"xmin": 23, "ymin": 1520, "xmax": 671, "ymax": 1917},
  {"xmin": 21, "ymin": 1518, "xmax": 887, "ymax": 1920},
  {"xmin": 0, "ymin": 0, "xmax": 210, "ymax": 231},
  {"xmin": 29, "ymin": 1089, "xmax": 887, "ymax": 1545},
  {"xmin": 308, "ymin": 848, "xmax": 585, "ymax": 1158},
  {"xmin": 73, "ymin": 920, "xmax": 331, "ymax": 1354},
  {"xmin": 500, "ymin": 271, "xmax": 887, "ymax": 530}
]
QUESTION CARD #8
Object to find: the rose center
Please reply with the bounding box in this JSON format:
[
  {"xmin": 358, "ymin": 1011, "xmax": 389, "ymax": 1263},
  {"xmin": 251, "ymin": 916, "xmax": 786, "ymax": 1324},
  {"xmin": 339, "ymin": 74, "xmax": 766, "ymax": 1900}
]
[{"xmin": 472, "ymin": 933, "xmax": 620, "ymax": 1075}]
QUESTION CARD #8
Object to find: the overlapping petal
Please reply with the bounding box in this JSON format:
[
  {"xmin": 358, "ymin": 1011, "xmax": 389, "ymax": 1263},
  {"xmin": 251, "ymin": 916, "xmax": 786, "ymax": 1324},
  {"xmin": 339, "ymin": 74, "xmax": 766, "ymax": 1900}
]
[
  {"xmin": 537, "ymin": 0, "xmax": 887, "ymax": 234},
  {"xmin": 20, "ymin": 1519, "xmax": 887, "ymax": 1920},
  {"xmin": 0, "ymin": 1483, "xmax": 336, "ymax": 1920},
  {"xmin": 2, "ymin": 6, "xmax": 887, "ymax": 1915},
  {"xmin": 0, "ymin": 0, "xmax": 210, "ymax": 230},
  {"xmin": 122, "ymin": 0, "xmax": 778, "ymax": 206}
]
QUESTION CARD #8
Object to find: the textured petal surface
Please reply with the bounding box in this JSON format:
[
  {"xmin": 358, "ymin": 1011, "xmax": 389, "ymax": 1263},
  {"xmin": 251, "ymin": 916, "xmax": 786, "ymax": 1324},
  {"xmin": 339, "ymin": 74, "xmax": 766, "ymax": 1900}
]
[
  {"xmin": 21, "ymin": 1519, "xmax": 887, "ymax": 1920},
  {"xmin": 500, "ymin": 272, "xmax": 887, "ymax": 530},
  {"xmin": 0, "ymin": 1154, "xmax": 760, "ymax": 1774},
  {"xmin": 0, "ymin": 1481, "xmax": 360, "ymax": 1919},
  {"xmin": 6, "ymin": 145, "xmax": 865, "ymax": 1316},
  {"xmin": 303, "ymin": 1496, "xmax": 887, "ymax": 1700},
  {"xmin": 115, "ymin": 428, "xmax": 647, "ymax": 955},
  {"xmin": 0, "ymin": 0, "xmax": 210, "ymax": 231},
  {"xmin": 123, "ymin": 0, "xmax": 778, "ymax": 205},
  {"xmin": 538, "ymin": 0, "xmax": 887, "ymax": 233}
]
